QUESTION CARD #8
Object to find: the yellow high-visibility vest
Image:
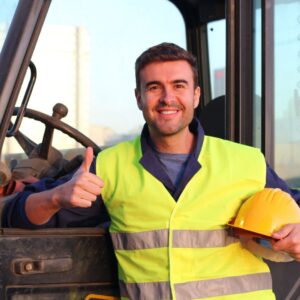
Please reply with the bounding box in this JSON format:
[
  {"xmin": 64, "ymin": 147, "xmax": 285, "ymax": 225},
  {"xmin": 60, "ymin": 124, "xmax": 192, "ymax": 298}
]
[{"xmin": 96, "ymin": 135, "xmax": 275, "ymax": 300}]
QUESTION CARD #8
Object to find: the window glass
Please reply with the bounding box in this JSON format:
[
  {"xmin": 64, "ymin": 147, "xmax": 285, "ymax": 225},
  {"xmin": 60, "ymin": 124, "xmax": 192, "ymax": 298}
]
[
  {"xmin": 207, "ymin": 19, "xmax": 226, "ymax": 100},
  {"xmin": 0, "ymin": 0, "xmax": 18, "ymax": 54},
  {"xmin": 274, "ymin": 0, "xmax": 300, "ymax": 187},
  {"xmin": 4, "ymin": 0, "xmax": 186, "ymax": 156}
]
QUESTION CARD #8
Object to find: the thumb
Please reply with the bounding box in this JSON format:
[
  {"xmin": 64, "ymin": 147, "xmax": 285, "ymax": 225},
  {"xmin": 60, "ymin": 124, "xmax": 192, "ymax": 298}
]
[
  {"xmin": 81, "ymin": 146, "xmax": 94, "ymax": 172},
  {"xmin": 272, "ymin": 224, "xmax": 293, "ymax": 240}
]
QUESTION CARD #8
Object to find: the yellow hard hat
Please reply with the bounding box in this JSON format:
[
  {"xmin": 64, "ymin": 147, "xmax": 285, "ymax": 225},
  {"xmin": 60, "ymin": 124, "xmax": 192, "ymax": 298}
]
[{"xmin": 228, "ymin": 188, "xmax": 300, "ymax": 238}]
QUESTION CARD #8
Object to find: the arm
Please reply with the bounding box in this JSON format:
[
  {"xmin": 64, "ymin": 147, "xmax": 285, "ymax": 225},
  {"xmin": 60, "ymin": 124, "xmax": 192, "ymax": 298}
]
[
  {"xmin": 266, "ymin": 163, "xmax": 300, "ymax": 203},
  {"xmin": 3, "ymin": 147, "xmax": 106, "ymax": 228},
  {"xmin": 24, "ymin": 188, "xmax": 63, "ymax": 225},
  {"xmin": 265, "ymin": 163, "xmax": 300, "ymax": 261}
]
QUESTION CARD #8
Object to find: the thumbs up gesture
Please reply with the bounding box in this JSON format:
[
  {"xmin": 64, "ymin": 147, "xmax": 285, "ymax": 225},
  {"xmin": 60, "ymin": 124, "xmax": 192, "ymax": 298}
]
[{"xmin": 53, "ymin": 147, "xmax": 104, "ymax": 208}]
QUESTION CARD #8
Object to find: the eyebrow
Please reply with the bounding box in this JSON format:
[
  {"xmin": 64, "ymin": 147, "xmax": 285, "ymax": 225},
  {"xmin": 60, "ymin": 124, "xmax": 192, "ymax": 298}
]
[
  {"xmin": 173, "ymin": 79, "xmax": 188, "ymax": 85},
  {"xmin": 145, "ymin": 81, "xmax": 161, "ymax": 88},
  {"xmin": 145, "ymin": 79, "xmax": 189, "ymax": 88}
]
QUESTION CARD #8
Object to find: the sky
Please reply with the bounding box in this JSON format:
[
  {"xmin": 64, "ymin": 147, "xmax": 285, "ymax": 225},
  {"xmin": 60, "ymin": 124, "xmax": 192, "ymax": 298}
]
[{"xmin": 0, "ymin": 0, "xmax": 18, "ymax": 48}]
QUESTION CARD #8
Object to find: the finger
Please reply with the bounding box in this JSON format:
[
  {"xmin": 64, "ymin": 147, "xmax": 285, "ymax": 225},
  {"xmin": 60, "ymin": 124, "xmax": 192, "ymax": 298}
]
[
  {"xmin": 272, "ymin": 234, "xmax": 299, "ymax": 252},
  {"xmin": 75, "ymin": 181, "xmax": 102, "ymax": 199},
  {"xmin": 272, "ymin": 238, "xmax": 288, "ymax": 251},
  {"xmin": 81, "ymin": 180, "xmax": 103, "ymax": 195},
  {"xmin": 75, "ymin": 172, "xmax": 104, "ymax": 189},
  {"xmin": 272, "ymin": 224, "xmax": 293, "ymax": 240},
  {"xmin": 71, "ymin": 197, "xmax": 95, "ymax": 208},
  {"xmin": 76, "ymin": 189, "xmax": 98, "ymax": 202},
  {"xmin": 81, "ymin": 146, "xmax": 94, "ymax": 172},
  {"xmin": 85, "ymin": 173, "xmax": 104, "ymax": 188}
]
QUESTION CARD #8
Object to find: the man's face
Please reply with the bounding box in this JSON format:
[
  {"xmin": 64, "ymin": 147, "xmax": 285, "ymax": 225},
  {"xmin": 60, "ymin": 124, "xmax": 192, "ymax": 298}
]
[{"xmin": 135, "ymin": 60, "xmax": 200, "ymax": 139}]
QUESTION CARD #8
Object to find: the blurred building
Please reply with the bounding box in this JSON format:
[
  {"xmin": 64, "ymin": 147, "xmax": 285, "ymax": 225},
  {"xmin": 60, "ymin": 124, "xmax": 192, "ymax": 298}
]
[
  {"xmin": 2, "ymin": 24, "xmax": 114, "ymax": 156},
  {"xmin": 213, "ymin": 68, "xmax": 225, "ymax": 99}
]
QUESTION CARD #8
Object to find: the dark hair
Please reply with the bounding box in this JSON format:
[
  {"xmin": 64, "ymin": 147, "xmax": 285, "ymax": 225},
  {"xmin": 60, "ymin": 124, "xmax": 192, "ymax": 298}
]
[{"xmin": 135, "ymin": 42, "xmax": 199, "ymax": 90}]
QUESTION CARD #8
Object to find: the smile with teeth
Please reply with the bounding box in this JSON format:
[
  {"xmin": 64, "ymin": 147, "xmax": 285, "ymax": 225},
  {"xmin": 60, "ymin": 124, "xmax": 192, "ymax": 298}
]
[{"xmin": 160, "ymin": 110, "xmax": 178, "ymax": 114}]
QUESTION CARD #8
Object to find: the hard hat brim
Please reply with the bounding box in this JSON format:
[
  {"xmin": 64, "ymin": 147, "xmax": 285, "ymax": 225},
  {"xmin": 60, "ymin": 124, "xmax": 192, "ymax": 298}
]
[
  {"xmin": 227, "ymin": 221, "xmax": 277, "ymax": 240},
  {"xmin": 228, "ymin": 189, "xmax": 300, "ymax": 238}
]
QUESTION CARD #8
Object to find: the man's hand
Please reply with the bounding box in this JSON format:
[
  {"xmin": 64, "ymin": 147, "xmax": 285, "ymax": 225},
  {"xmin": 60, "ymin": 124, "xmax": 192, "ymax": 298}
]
[
  {"xmin": 52, "ymin": 146, "xmax": 104, "ymax": 208},
  {"xmin": 272, "ymin": 224, "xmax": 300, "ymax": 261},
  {"xmin": 25, "ymin": 147, "xmax": 104, "ymax": 225}
]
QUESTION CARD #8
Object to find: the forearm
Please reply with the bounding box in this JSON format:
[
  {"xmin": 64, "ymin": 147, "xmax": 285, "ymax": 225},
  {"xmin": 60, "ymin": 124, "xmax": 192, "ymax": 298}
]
[
  {"xmin": 2, "ymin": 176, "xmax": 69, "ymax": 228},
  {"xmin": 3, "ymin": 151, "xmax": 105, "ymax": 228},
  {"xmin": 25, "ymin": 187, "xmax": 62, "ymax": 225}
]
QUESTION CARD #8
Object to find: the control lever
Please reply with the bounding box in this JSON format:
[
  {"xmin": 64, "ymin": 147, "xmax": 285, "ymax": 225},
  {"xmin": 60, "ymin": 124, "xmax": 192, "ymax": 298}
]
[{"xmin": 39, "ymin": 103, "xmax": 68, "ymax": 159}]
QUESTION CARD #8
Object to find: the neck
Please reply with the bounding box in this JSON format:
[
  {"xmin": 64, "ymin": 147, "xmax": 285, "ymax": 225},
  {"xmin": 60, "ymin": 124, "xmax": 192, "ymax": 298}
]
[{"xmin": 150, "ymin": 129, "xmax": 195, "ymax": 154}]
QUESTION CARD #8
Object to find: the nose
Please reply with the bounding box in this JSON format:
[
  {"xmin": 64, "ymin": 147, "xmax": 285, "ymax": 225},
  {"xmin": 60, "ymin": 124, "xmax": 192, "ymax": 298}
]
[{"xmin": 160, "ymin": 87, "xmax": 175, "ymax": 105}]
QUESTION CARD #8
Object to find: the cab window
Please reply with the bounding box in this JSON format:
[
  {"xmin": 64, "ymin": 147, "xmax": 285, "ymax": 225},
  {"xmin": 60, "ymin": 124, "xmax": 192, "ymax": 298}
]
[
  {"xmin": 0, "ymin": 1, "xmax": 18, "ymax": 53},
  {"xmin": 273, "ymin": 0, "xmax": 300, "ymax": 187},
  {"xmin": 207, "ymin": 19, "xmax": 226, "ymax": 100},
  {"xmin": 3, "ymin": 0, "xmax": 186, "ymax": 157}
]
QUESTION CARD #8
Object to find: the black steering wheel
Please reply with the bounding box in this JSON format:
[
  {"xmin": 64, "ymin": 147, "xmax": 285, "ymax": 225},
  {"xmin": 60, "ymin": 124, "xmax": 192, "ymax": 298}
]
[{"xmin": 10, "ymin": 103, "xmax": 101, "ymax": 160}]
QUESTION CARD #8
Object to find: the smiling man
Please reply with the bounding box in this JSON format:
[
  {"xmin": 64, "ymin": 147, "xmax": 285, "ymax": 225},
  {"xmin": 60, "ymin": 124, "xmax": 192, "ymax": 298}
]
[
  {"xmin": 4, "ymin": 43, "xmax": 300, "ymax": 300},
  {"xmin": 135, "ymin": 59, "xmax": 200, "ymax": 154}
]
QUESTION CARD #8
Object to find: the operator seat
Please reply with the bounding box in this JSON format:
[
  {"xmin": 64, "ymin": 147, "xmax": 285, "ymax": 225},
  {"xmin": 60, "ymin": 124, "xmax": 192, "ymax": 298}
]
[{"xmin": 199, "ymin": 95, "xmax": 226, "ymax": 139}]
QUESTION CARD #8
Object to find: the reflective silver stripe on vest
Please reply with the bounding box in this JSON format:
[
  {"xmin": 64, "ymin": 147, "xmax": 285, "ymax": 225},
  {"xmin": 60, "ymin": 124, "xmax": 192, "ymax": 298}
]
[
  {"xmin": 119, "ymin": 280, "xmax": 171, "ymax": 300},
  {"xmin": 174, "ymin": 272, "xmax": 272, "ymax": 299},
  {"xmin": 119, "ymin": 273, "xmax": 272, "ymax": 299},
  {"xmin": 173, "ymin": 229, "xmax": 238, "ymax": 248},
  {"xmin": 111, "ymin": 229, "xmax": 168, "ymax": 250},
  {"xmin": 111, "ymin": 229, "xmax": 237, "ymax": 250}
]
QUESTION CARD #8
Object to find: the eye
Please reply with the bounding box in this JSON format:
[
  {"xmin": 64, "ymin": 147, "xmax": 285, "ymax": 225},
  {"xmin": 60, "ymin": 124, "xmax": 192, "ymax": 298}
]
[
  {"xmin": 146, "ymin": 84, "xmax": 161, "ymax": 92},
  {"xmin": 174, "ymin": 83, "xmax": 185, "ymax": 89}
]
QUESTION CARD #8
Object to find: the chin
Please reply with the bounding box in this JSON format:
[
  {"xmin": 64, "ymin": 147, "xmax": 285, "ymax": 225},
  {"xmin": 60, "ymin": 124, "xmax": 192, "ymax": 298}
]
[{"xmin": 156, "ymin": 127, "xmax": 183, "ymax": 137}]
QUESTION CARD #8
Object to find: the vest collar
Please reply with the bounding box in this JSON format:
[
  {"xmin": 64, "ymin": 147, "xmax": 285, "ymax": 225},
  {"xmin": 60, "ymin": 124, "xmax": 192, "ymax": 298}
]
[{"xmin": 139, "ymin": 119, "xmax": 204, "ymax": 200}]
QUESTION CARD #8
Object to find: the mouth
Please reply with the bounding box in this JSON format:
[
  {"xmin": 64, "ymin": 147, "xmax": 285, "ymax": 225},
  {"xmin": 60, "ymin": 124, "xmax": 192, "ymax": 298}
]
[
  {"xmin": 157, "ymin": 104, "xmax": 182, "ymax": 115},
  {"xmin": 155, "ymin": 103, "xmax": 182, "ymax": 118},
  {"xmin": 159, "ymin": 109, "xmax": 179, "ymax": 115}
]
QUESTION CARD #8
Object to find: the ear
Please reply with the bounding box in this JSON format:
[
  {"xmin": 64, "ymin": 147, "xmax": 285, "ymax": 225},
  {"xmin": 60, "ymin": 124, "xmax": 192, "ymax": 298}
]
[
  {"xmin": 193, "ymin": 86, "xmax": 201, "ymax": 109},
  {"xmin": 135, "ymin": 88, "xmax": 143, "ymax": 110}
]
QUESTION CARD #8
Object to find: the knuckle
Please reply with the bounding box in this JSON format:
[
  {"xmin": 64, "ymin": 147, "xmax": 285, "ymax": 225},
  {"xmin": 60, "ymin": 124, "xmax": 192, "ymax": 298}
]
[
  {"xmin": 290, "ymin": 236, "xmax": 298, "ymax": 245},
  {"xmin": 69, "ymin": 198, "xmax": 77, "ymax": 206}
]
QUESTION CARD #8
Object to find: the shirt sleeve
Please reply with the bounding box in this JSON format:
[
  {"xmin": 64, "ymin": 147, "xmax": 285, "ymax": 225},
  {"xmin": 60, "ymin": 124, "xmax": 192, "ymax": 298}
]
[
  {"xmin": 2, "ymin": 159, "xmax": 110, "ymax": 229},
  {"xmin": 265, "ymin": 163, "xmax": 300, "ymax": 204}
]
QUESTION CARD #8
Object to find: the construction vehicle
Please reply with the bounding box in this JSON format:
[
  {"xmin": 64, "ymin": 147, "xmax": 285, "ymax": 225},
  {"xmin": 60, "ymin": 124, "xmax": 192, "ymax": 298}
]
[{"xmin": 0, "ymin": 0, "xmax": 299, "ymax": 299}]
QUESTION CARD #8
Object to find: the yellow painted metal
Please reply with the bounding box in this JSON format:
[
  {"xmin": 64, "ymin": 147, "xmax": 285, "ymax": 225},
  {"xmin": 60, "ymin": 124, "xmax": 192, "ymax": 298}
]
[{"xmin": 85, "ymin": 294, "xmax": 119, "ymax": 300}]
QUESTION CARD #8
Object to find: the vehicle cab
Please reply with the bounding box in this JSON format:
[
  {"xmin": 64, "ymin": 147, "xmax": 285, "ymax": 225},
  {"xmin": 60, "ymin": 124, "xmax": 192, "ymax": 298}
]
[{"xmin": 0, "ymin": 0, "xmax": 300, "ymax": 299}]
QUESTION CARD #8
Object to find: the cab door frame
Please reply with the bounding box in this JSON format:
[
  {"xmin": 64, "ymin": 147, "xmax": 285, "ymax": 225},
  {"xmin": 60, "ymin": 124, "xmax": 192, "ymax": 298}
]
[
  {"xmin": 226, "ymin": 0, "xmax": 275, "ymax": 166},
  {"xmin": 172, "ymin": 0, "xmax": 276, "ymax": 166},
  {"xmin": 0, "ymin": 0, "xmax": 51, "ymax": 156}
]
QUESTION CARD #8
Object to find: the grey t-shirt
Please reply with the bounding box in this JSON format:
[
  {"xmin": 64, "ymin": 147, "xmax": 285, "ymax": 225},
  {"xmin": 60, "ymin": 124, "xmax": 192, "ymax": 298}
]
[{"xmin": 156, "ymin": 152, "xmax": 191, "ymax": 186}]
